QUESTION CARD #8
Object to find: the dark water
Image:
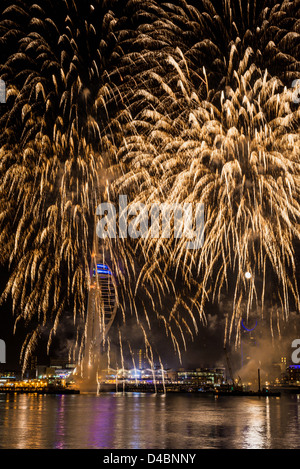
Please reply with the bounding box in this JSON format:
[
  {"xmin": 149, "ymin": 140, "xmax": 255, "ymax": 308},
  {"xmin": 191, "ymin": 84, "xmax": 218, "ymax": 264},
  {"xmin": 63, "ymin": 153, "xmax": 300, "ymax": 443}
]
[{"xmin": 0, "ymin": 392, "xmax": 300, "ymax": 449}]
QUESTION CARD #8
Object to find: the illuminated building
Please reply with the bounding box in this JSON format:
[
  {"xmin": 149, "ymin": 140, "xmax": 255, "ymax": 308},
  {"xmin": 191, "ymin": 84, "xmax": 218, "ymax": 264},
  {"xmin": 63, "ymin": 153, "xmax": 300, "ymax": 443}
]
[
  {"xmin": 98, "ymin": 367, "xmax": 225, "ymax": 386},
  {"xmin": 286, "ymin": 365, "xmax": 300, "ymax": 384},
  {"xmin": 0, "ymin": 371, "xmax": 17, "ymax": 384},
  {"xmin": 35, "ymin": 359, "xmax": 76, "ymax": 380},
  {"xmin": 177, "ymin": 368, "xmax": 225, "ymax": 387},
  {"xmin": 49, "ymin": 359, "xmax": 76, "ymax": 379},
  {"xmin": 25, "ymin": 355, "xmax": 37, "ymax": 379},
  {"xmin": 138, "ymin": 349, "xmax": 147, "ymax": 370},
  {"xmin": 281, "ymin": 356, "xmax": 287, "ymax": 371},
  {"xmin": 240, "ymin": 319, "xmax": 258, "ymax": 368}
]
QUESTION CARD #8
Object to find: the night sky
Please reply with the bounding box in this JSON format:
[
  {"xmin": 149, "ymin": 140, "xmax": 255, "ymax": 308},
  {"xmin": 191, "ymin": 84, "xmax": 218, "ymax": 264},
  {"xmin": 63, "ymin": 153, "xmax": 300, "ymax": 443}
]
[{"xmin": 0, "ymin": 0, "xmax": 299, "ymax": 377}]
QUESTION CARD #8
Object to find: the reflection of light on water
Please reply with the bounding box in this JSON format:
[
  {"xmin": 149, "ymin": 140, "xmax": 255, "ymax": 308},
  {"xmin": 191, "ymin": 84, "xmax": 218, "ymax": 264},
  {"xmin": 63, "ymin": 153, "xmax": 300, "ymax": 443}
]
[
  {"xmin": 126, "ymin": 394, "xmax": 143, "ymax": 449},
  {"xmin": 1, "ymin": 394, "xmax": 300, "ymax": 449},
  {"xmin": 266, "ymin": 397, "xmax": 271, "ymax": 445},
  {"xmin": 54, "ymin": 395, "xmax": 66, "ymax": 449},
  {"xmin": 4, "ymin": 395, "xmax": 45, "ymax": 449},
  {"xmin": 111, "ymin": 393, "xmax": 168, "ymax": 449},
  {"xmin": 242, "ymin": 401, "xmax": 268, "ymax": 449}
]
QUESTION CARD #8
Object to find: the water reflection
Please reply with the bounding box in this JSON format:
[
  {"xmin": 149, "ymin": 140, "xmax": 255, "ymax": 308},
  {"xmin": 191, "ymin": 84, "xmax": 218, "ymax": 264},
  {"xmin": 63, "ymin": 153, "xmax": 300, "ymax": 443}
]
[
  {"xmin": 241, "ymin": 401, "xmax": 266, "ymax": 449},
  {"xmin": 0, "ymin": 393, "xmax": 300, "ymax": 449}
]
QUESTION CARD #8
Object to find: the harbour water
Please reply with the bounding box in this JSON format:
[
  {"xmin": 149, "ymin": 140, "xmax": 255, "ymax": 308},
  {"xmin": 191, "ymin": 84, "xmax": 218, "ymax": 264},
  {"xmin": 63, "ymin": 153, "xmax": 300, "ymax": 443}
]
[{"xmin": 0, "ymin": 392, "xmax": 300, "ymax": 449}]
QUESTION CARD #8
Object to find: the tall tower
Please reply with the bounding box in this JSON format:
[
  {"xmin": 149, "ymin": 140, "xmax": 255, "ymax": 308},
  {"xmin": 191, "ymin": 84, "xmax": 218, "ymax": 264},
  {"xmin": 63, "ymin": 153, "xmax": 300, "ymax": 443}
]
[
  {"xmin": 82, "ymin": 228, "xmax": 118, "ymax": 381},
  {"xmin": 138, "ymin": 349, "xmax": 143, "ymax": 370},
  {"xmin": 240, "ymin": 318, "xmax": 258, "ymax": 368}
]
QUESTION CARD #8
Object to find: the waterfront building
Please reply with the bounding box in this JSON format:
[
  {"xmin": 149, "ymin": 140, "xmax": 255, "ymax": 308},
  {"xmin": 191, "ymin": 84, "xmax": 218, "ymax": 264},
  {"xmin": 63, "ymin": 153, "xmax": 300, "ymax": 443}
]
[
  {"xmin": 0, "ymin": 370, "xmax": 18, "ymax": 383},
  {"xmin": 285, "ymin": 365, "xmax": 300, "ymax": 384},
  {"xmin": 99, "ymin": 366, "xmax": 225, "ymax": 388},
  {"xmin": 35, "ymin": 360, "xmax": 76, "ymax": 380},
  {"xmin": 177, "ymin": 368, "xmax": 225, "ymax": 387}
]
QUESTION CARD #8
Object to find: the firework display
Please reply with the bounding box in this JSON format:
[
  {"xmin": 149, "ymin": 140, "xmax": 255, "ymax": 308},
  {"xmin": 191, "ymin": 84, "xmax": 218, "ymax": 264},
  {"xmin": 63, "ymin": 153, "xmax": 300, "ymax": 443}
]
[
  {"xmin": 115, "ymin": 0, "xmax": 300, "ymax": 346},
  {"xmin": 0, "ymin": 0, "xmax": 299, "ymax": 371}
]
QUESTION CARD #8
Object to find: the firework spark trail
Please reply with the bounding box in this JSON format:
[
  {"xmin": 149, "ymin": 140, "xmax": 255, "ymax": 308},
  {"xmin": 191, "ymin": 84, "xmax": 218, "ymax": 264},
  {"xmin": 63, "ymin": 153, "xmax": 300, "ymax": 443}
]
[
  {"xmin": 0, "ymin": 0, "xmax": 125, "ymax": 369},
  {"xmin": 115, "ymin": 68, "xmax": 300, "ymax": 342},
  {"xmin": 0, "ymin": 0, "xmax": 199, "ymax": 370},
  {"xmin": 112, "ymin": 0, "xmax": 300, "ymax": 345},
  {"xmin": 0, "ymin": 0, "xmax": 299, "ymax": 371}
]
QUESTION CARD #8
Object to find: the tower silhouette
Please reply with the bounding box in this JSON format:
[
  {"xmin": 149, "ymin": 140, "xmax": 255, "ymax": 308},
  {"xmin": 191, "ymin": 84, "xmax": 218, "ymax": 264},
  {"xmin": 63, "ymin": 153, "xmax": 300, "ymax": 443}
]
[{"xmin": 82, "ymin": 225, "xmax": 118, "ymax": 381}]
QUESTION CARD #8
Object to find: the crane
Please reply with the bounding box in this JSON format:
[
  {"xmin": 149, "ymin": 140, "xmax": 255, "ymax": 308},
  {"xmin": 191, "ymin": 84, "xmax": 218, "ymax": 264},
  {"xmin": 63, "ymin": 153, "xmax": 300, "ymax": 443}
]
[
  {"xmin": 224, "ymin": 346, "xmax": 242, "ymax": 390},
  {"xmin": 224, "ymin": 346, "xmax": 235, "ymax": 389}
]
